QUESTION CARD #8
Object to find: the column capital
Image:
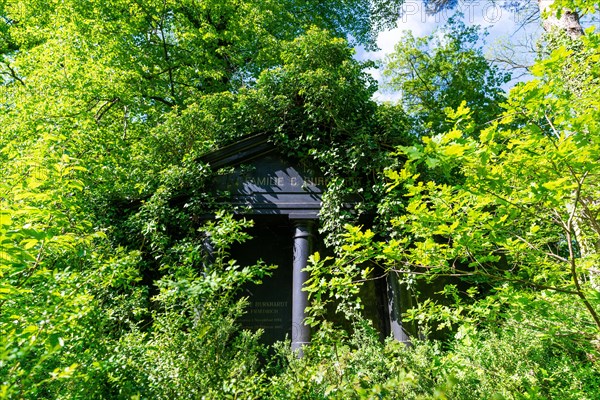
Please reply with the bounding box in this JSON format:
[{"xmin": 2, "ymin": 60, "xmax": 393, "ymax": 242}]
[{"xmin": 291, "ymin": 218, "xmax": 316, "ymax": 239}]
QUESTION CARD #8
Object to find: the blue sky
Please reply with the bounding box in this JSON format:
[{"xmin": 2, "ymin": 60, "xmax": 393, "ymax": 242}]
[{"xmin": 356, "ymin": 0, "xmax": 545, "ymax": 101}]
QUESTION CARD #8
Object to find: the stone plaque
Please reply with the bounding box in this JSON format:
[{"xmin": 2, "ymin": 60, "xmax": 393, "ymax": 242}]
[{"xmin": 233, "ymin": 218, "xmax": 293, "ymax": 344}]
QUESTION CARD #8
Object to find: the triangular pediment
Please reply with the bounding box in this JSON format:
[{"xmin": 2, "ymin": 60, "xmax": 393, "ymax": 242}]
[{"xmin": 200, "ymin": 134, "xmax": 328, "ymax": 218}]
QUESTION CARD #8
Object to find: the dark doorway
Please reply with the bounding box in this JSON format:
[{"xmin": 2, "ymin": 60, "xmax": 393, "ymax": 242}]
[{"xmin": 234, "ymin": 216, "xmax": 294, "ymax": 345}]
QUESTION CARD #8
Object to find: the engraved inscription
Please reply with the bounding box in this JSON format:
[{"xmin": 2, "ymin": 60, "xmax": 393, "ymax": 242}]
[{"xmin": 240, "ymin": 301, "xmax": 289, "ymax": 331}]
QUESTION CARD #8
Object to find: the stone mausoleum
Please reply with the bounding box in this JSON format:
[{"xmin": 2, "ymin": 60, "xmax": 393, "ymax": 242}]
[{"xmin": 200, "ymin": 133, "xmax": 411, "ymax": 351}]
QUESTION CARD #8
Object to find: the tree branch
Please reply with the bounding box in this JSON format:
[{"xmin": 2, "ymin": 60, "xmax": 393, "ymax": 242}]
[
  {"xmin": 95, "ymin": 97, "xmax": 120, "ymax": 122},
  {"xmin": 565, "ymin": 171, "xmax": 600, "ymax": 331},
  {"xmin": 1, "ymin": 61, "xmax": 25, "ymax": 86}
]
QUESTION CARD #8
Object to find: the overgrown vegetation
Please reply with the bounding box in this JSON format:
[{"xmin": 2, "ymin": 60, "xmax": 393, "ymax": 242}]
[{"xmin": 2, "ymin": 0, "xmax": 600, "ymax": 398}]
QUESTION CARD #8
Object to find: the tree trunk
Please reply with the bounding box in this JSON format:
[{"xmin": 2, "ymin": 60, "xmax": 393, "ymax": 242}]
[
  {"xmin": 573, "ymin": 199, "xmax": 600, "ymax": 291},
  {"xmin": 538, "ymin": 0, "xmax": 584, "ymax": 39},
  {"xmin": 538, "ymin": 0, "xmax": 599, "ymax": 291}
]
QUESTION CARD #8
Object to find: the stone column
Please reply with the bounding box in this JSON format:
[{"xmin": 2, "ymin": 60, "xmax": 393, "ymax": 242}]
[
  {"xmin": 387, "ymin": 271, "xmax": 412, "ymax": 344},
  {"xmin": 291, "ymin": 219, "xmax": 314, "ymax": 354}
]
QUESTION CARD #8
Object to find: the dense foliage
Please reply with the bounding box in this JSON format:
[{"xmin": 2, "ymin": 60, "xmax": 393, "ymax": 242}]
[
  {"xmin": 2, "ymin": 0, "xmax": 600, "ymax": 398},
  {"xmin": 383, "ymin": 16, "xmax": 510, "ymax": 138}
]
